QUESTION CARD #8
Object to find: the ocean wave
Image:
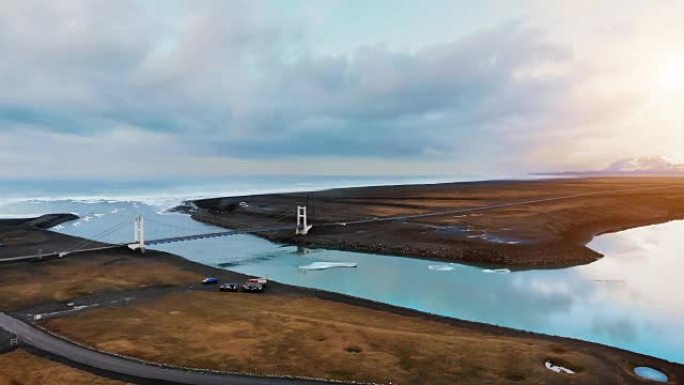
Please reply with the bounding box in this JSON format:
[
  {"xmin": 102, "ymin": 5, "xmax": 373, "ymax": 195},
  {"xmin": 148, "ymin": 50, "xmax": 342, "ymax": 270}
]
[
  {"xmin": 0, "ymin": 177, "xmax": 467, "ymax": 211},
  {"xmin": 0, "ymin": 213, "xmax": 45, "ymax": 219}
]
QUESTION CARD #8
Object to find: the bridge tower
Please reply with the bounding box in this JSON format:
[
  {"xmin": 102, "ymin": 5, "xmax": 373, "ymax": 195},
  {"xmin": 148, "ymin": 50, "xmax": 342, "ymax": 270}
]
[
  {"xmin": 130, "ymin": 214, "xmax": 145, "ymax": 252},
  {"xmin": 296, "ymin": 206, "xmax": 313, "ymax": 235}
]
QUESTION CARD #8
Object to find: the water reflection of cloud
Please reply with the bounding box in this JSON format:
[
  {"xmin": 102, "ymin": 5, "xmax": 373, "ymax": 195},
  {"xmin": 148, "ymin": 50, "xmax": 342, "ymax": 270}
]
[
  {"xmin": 591, "ymin": 317, "xmax": 638, "ymax": 344},
  {"xmin": 584, "ymin": 220, "xmax": 684, "ymax": 317}
]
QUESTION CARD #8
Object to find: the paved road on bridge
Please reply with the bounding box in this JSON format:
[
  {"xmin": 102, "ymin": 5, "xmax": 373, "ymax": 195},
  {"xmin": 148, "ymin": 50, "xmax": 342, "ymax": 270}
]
[{"xmin": 0, "ymin": 313, "xmax": 349, "ymax": 385}]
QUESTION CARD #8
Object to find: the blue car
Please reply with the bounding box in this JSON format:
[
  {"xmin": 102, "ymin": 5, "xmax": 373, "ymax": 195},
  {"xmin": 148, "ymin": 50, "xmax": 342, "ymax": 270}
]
[{"xmin": 201, "ymin": 277, "xmax": 219, "ymax": 285}]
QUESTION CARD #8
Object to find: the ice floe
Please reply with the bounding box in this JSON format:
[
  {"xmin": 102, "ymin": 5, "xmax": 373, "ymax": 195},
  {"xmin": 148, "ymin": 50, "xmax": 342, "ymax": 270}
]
[
  {"xmin": 482, "ymin": 268, "xmax": 511, "ymax": 274},
  {"xmin": 298, "ymin": 262, "xmax": 358, "ymax": 270},
  {"xmin": 428, "ymin": 264, "xmax": 456, "ymax": 272}
]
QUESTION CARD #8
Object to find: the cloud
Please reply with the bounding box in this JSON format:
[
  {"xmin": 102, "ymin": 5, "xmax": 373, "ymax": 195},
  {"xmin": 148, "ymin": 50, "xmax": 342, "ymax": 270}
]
[
  {"xmin": 606, "ymin": 157, "xmax": 684, "ymax": 173},
  {"xmin": 0, "ymin": 0, "xmax": 682, "ymax": 177}
]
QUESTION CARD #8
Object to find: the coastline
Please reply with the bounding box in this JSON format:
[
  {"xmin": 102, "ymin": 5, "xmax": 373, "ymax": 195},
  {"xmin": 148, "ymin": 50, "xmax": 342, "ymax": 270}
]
[
  {"xmin": 1, "ymin": 217, "xmax": 682, "ymax": 384},
  {"xmin": 189, "ymin": 177, "xmax": 684, "ymax": 268}
]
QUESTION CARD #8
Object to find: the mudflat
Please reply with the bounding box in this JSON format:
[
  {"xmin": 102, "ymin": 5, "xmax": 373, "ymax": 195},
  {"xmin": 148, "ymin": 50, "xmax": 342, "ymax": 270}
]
[{"xmin": 191, "ymin": 177, "xmax": 684, "ymax": 267}]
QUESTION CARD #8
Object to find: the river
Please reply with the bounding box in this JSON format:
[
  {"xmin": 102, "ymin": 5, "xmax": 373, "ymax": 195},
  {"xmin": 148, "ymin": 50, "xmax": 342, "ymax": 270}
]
[{"xmin": 1, "ymin": 178, "xmax": 681, "ymax": 364}]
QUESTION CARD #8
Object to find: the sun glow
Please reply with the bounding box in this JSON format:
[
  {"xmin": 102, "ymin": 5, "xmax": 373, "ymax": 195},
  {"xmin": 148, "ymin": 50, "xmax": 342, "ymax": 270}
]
[{"xmin": 656, "ymin": 53, "xmax": 684, "ymax": 95}]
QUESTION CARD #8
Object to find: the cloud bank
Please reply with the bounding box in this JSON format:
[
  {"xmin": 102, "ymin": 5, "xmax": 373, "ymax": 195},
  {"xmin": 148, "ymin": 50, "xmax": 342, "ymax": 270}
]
[{"xmin": 0, "ymin": 0, "xmax": 682, "ymax": 178}]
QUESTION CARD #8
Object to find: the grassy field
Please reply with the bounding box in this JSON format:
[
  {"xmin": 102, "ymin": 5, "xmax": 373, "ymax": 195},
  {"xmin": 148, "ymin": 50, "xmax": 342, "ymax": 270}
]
[
  {"xmin": 45, "ymin": 291, "xmax": 649, "ymax": 385},
  {"xmin": 0, "ymin": 349, "xmax": 128, "ymax": 385},
  {"xmin": 0, "ymin": 251, "xmax": 198, "ymax": 310}
]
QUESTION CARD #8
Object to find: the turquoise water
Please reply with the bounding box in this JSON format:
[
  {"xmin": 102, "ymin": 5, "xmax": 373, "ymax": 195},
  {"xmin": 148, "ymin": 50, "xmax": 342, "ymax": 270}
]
[
  {"xmin": 634, "ymin": 366, "xmax": 669, "ymax": 382},
  {"xmin": 0, "ymin": 178, "xmax": 682, "ymax": 364}
]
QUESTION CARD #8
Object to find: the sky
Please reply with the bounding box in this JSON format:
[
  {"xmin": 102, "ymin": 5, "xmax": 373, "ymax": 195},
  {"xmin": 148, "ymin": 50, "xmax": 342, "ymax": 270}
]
[{"xmin": 0, "ymin": 0, "xmax": 683, "ymax": 178}]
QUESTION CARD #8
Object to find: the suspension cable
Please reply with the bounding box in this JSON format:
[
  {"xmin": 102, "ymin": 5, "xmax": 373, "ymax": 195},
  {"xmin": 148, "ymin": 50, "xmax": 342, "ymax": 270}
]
[{"xmin": 64, "ymin": 217, "xmax": 132, "ymax": 252}]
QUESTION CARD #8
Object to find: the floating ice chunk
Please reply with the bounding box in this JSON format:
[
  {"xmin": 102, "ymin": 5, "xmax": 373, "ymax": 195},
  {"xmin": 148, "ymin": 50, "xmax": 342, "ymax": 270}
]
[
  {"xmin": 93, "ymin": 213, "xmax": 106, "ymax": 218},
  {"xmin": 72, "ymin": 222, "xmax": 81, "ymax": 227},
  {"xmin": 545, "ymin": 360, "xmax": 575, "ymax": 374},
  {"xmin": 298, "ymin": 262, "xmax": 358, "ymax": 270},
  {"xmin": 83, "ymin": 216, "xmax": 92, "ymax": 222},
  {"xmin": 482, "ymin": 268, "xmax": 511, "ymax": 274},
  {"xmin": 428, "ymin": 264, "xmax": 455, "ymax": 272}
]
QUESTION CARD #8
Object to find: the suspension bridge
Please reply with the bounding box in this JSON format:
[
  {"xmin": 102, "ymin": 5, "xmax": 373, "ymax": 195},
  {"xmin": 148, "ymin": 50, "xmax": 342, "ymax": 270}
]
[
  {"xmin": 128, "ymin": 204, "xmax": 312, "ymax": 250},
  {"xmin": 0, "ymin": 205, "xmax": 313, "ymax": 263}
]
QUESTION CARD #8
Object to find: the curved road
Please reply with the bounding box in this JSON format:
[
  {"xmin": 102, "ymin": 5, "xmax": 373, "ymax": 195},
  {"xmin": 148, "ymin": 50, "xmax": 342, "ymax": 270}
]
[{"xmin": 0, "ymin": 313, "xmax": 350, "ymax": 385}]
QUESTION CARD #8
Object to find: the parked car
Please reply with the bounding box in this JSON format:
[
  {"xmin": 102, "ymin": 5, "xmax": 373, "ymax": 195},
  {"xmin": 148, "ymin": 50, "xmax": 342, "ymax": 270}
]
[
  {"xmin": 219, "ymin": 282, "xmax": 239, "ymax": 292},
  {"xmin": 242, "ymin": 282, "xmax": 264, "ymax": 293},
  {"xmin": 202, "ymin": 277, "xmax": 219, "ymax": 285}
]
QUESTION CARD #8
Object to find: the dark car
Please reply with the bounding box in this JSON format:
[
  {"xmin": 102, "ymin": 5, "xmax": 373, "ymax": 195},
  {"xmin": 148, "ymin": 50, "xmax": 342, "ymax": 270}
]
[
  {"xmin": 201, "ymin": 277, "xmax": 219, "ymax": 285},
  {"xmin": 242, "ymin": 282, "xmax": 264, "ymax": 293},
  {"xmin": 219, "ymin": 282, "xmax": 239, "ymax": 292}
]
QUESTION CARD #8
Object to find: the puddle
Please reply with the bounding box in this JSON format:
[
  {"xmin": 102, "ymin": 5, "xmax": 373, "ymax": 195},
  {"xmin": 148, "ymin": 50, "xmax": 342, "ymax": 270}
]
[{"xmin": 633, "ymin": 366, "xmax": 668, "ymax": 382}]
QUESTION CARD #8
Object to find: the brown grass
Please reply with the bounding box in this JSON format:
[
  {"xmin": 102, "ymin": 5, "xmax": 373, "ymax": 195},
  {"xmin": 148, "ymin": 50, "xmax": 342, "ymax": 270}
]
[
  {"xmin": 0, "ymin": 252, "xmax": 198, "ymax": 310},
  {"xmin": 0, "ymin": 349, "xmax": 129, "ymax": 385},
  {"xmin": 45, "ymin": 291, "xmax": 632, "ymax": 385}
]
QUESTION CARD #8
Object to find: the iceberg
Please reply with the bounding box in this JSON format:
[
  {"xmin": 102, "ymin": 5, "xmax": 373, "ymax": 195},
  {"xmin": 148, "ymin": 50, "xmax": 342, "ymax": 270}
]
[
  {"xmin": 298, "ymin": 262, "xmax": 358, "ymax": 270},
  {"xmin": 428, "ymin": 264, "xmax": 455, "ymax": 272}
]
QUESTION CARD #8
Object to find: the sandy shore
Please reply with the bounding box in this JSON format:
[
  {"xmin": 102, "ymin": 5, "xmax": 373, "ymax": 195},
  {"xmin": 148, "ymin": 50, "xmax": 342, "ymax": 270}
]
[{"xmin": 190, "ymin": 177, "xmax": 684, "ymax": 268}]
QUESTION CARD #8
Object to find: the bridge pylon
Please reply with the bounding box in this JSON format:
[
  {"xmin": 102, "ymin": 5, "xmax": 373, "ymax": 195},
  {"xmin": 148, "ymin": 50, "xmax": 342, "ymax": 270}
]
[
  {"xmin": 296, "ymin": 206, "xmax": 313, "ymax": 235},
  {"xmin": 129, "ymin": 215, "xmax": 146, "ymax": 252}
]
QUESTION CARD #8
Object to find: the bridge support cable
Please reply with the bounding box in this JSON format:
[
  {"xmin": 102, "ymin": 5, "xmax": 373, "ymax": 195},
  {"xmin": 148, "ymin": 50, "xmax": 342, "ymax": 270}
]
[
  {"xmin": 60, "ymin": 218, "xmax": 132, "ymax": 255},
  {"xmin": 258, "ymin": 208, "xmax": 296, "ymax": 228},
  {"xmin": 143, "ymin": 216, "xmax": 211, "ymax": 233}
]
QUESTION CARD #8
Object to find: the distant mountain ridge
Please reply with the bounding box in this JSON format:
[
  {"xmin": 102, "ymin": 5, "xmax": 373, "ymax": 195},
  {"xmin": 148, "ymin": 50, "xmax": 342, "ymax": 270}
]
[{"xmin": 534, "ymin": 156, "xmax": 684, "ymax": 176}]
